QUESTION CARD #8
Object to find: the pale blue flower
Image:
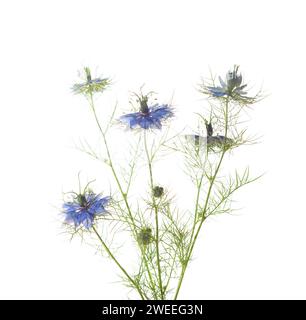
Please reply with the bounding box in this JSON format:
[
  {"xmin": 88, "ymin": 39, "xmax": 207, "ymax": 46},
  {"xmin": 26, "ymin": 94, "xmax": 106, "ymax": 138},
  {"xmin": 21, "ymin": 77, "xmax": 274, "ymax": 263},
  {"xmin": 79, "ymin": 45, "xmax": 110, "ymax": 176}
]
[
  {"xmin": 185, "ymin": 121, "xmax": 233, "ymax": 149},
  {"xmin": 63, "ymin": 191, "xmax": 110, "ymax": 229},
  {"xmin": 119, "ymin": 94, "xmax": 173, "ymax": 130},
  {"xmin": 72, "ymin": 67, "xmax": 110, "ymax": 95},
  {"xmin": 205, "ymin": 65, "xmax": 248, "ymax": 98}
]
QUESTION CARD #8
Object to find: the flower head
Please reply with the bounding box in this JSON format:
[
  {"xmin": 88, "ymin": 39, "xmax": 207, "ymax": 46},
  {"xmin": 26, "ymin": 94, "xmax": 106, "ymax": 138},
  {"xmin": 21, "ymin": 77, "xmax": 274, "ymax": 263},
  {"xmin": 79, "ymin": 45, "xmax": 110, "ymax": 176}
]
[
  {"xmin": 72, "ymin": 67, "xmax": 110, "ymax": 95},
  {"xmin": 185, "ymin": 121, "xmax": 234, "ymax": 151},
  {"xmin": 119, "ymin": 92, "xmax": 173, "ymax": 130},
  {"xmin": 137, "ymin": 227, "xmax": 153, "ymax": 246},
  {"xmin": 202, "ymin": 65, "xmax": 258, "ymax": 104},
  {"xmin": 206, "ymin": 65, "xmax": 247, "ymax": 96},
  {"xmin": 63, "ymin": 190, "xmax": 110, "ymax": 229},
  {"xmin": 153, "ymin": 186, "xmax": 164, "ymax": 198}
]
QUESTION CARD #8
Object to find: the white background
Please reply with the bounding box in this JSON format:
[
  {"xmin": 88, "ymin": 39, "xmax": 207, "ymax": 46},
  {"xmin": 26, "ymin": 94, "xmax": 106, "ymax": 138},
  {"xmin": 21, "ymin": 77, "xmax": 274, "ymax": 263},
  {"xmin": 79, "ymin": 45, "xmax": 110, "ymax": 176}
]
[{"xmin": 1, "ymin": 0, "xmax": 306, "ymax": 299}]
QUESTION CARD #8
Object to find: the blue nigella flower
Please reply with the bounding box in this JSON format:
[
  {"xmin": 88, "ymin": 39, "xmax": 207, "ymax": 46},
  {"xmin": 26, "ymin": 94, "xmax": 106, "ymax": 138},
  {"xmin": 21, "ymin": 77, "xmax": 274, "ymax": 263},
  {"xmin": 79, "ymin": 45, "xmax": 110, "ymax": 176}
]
[
  {"xmin": 205, "ymin": 65, "xmax": 248, "ymax": 99},
  {"xmin": 72, "ymin": 67, "xmax": 110, "ymax": 95},
  {"xmin": 184, "ymin": 120, "xmax": 233, "ymax": 150},
  {"xmin": 63, "ymin": 191, "xmax": 111, "ymax": 229},
  {"xmin": 185, "ymin": 134, "xmax": 233, "ymax": 149},
  {"xmin": 119, "ymin": 93, "xmax": 174, "ymax": 130}
]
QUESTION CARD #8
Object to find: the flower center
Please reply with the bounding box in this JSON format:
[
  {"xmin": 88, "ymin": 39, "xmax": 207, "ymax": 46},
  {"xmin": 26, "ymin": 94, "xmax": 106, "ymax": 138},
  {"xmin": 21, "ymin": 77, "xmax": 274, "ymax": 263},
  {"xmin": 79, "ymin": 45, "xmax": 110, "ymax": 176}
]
[
  {"xmin": 140, "ymin": 97, "xmax": 149, "ymax": 114},
  {"xmin": 77, "ymin": 194, "xmax": 88, "ymax": 208},
  {"xmin": 85, "ymin": 67, "xmax": 92, "ymax": 82},
  {"xmin": 205, "ymin": 121, "xmax": 213, "ymax": 137}
]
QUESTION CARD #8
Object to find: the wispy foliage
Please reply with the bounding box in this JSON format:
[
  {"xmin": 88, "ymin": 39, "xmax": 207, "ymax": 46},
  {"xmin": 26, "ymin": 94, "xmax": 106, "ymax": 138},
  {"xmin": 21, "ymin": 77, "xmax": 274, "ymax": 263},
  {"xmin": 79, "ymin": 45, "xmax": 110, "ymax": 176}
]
[{"xmin": 59, "ymin": 66, "xmax": 264, "ymax": 300}]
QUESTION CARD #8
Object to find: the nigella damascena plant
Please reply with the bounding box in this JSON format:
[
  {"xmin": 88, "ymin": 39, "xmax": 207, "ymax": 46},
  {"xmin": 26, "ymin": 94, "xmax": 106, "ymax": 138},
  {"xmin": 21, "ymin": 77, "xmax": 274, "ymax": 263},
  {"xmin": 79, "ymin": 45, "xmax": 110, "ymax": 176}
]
[{"xmin": 60, "ymin": 66, "xmax": 264, "ymax": 300}]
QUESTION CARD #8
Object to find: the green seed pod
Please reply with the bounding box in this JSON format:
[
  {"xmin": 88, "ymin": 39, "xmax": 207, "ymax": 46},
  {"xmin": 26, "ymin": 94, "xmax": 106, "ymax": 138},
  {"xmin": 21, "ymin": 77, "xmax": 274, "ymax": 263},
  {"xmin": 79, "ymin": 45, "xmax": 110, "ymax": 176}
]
[
  {"xmin": 137, "ymin": 227, "xmax": 153, "ymax": 246},
  {"xmin": 153, "ymin": 186, "xmax": 164, "ymax": 198}
]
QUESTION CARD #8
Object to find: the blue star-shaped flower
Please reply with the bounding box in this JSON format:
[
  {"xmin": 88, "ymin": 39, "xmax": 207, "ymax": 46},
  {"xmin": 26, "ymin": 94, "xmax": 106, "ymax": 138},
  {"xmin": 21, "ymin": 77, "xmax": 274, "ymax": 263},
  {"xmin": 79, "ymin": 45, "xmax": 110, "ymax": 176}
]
[
  {"xmin": 184, "ymin": 121, "xmax": 233, "ymax": 150},
  {"xmin": 206, "ymin": 65, "xmax": 248, "ymax": 98},
  {"xmin": 119, "ymin": 94, "xmax": 173, "ymax": 130},
  {"xmin": 72, "ymin": 67, "xmax": 110, "ymax": 95},
  {"xmin": 63, "ymin": 192, "xmax": 110, "ymax": 229}
]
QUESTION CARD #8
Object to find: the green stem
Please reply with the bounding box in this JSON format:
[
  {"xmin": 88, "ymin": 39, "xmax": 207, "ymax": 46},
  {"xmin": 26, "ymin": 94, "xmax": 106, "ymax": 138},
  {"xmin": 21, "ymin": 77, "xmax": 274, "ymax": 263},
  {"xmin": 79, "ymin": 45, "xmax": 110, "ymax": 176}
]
[
  {"xmin": 187, "ymin": 173, "xmax": 204, "ymax": 259},
  {"xmin": 141, "ymin": 246, "xmax": 158, "ymax": 299},
  {"xmin": 164, "ymin": 247, "xmax": 178, "ymax": 295},
  {"xmin": 126, "ymin": 135, "xmax": 141, "ymax": 195},
  {"xmin": 88, "ymin": 94, "xmax": 137, "ymax": 237},
  {"xmin": 143, "ymin": 131, "xmax": 164, "ymax": 299},
  {"xmin": 174, "ymin": 97, "xmax": 230, "ymax": 300},
  {"xmin": 88, "ymin": 93, "xmax": 155, "ymax": 300},
  {"xmin": 92, "ymin": 226, "xmax": 146, "ymax": 300}
]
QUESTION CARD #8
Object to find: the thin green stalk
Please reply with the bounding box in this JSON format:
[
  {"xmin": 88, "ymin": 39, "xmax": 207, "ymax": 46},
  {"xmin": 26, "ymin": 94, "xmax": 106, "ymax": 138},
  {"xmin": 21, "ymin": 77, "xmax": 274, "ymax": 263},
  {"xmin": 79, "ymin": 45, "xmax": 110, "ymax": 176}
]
[
  {"xmin": 143, "ymin": 131, "xmax": 164, "ymax": 299},
  {"xmin": 126, "ymin": 135, "xmax": 141, "ymax": 195},
  {"xmin": 92, "ymin": 226, "xmax": 147, "ymax": 300},
  {"xmin": 164, "ymin": 247, "xmax": 178, "ymax": 296},
  {"xmin": 88, "ymin": 93, "xmax": 137, "ymax": 236},
  {"xmin": 88, "ymin": 93, "xmax": 157, "ymax": 299},
  {"xmin": 174, "ymin": 97, "xmax": 230, "ymax": 300},
  {"xmin": 141, "ymin": 246, "xmax": 158, "ymax": 299},
  {"xmin": 187, "ymin": 173, "xmax": 204, "ymax": 258}
]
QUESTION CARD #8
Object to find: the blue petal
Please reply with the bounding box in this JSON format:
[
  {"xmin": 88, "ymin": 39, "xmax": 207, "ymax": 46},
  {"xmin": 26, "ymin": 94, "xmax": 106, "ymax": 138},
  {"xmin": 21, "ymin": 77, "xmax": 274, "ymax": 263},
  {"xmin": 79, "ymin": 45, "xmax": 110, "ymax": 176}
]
[
  {"xmin": 64, "ymin": 214, "xmax": 75, "ymax": 224},
  {"xmin": 119, "ymin": 104, "xmax": 173, "ymax": 130},
  {"xmin": 63, "ymin": 202, "xmax": 81, "ymax": 213},
  {"xmin": 138, "ymin": 116, "xmax": 153, "ymax": 129},
  {"xmin": 207, "ymin": 87, "xmax": 227, "ymax": 97},
  {"xmin": 89, "ymin": 200, "xmax": 105, "ymax": 214},
  {"xmin": 235, "ymin": 84, "xmax": 248, "ymax": 95},
  {"xmin": 81, "ymin": 214, "xmax": 94, "ymax": 229},
  {"xmin": 119, "ymin": 113, "xmax": 142, "ymax": 128},
  {"xmin": 85, "ymin": 192, "xmax": 103, "ymax": 203},
  {"xmin": 150, "ymin": 105, "xmax": 173, "ymax": 120},
  {"xmin": 149, "ymin": 117, "xmax": 162, "ymax": 129},
  {"xmin": 218, "ymin": 76, "xmax": 227, "ymax": 88},
  {"xmin": 100, "ymin": 196, "xmax": 111, "ymax": 206}
]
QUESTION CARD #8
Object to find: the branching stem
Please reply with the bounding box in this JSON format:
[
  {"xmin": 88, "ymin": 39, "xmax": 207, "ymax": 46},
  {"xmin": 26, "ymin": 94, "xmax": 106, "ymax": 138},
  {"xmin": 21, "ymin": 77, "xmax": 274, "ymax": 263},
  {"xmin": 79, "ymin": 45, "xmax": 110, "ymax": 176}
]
[
  {"xmin": 174, "ymin": 97, "xmax": 230, "ymax": 300},
  {"xmin": 143, "ymin": 130, "xmax": 164, "ymax": 299},
  {"xmin": 92, "ymin": 226, "xmax": 146, "ymax": 300}
]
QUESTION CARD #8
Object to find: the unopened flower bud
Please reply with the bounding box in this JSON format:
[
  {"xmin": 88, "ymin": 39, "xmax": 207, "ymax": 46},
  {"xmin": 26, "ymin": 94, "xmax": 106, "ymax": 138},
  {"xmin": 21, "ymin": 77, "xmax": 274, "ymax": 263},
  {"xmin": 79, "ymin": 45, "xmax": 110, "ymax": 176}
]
[
  {"xmin": 137, "ymin": 227, "xmax": 153, "ymax": 246},
  {"xmin": 153, "ymin": 186, "xmax": 164, "ymax": 198}
]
